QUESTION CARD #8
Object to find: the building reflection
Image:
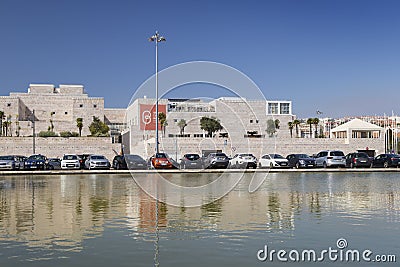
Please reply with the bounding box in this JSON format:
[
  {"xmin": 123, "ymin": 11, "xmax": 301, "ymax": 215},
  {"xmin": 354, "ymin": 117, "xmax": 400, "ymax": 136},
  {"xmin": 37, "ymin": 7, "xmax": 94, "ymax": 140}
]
[{"xmin": 0, "ymin": 173, "xmax": 399, "ymax": 251}]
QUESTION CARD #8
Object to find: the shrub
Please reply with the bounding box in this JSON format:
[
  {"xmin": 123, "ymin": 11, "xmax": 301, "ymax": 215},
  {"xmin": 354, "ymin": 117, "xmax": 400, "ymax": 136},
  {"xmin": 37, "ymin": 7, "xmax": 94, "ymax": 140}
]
[
  {"xmin": 38, "ymin": 131, "xmax": 58, "ymax": 137},
  {"xmin": 60, "ymin": 131, "xmax": 80, "ymax": 137}
]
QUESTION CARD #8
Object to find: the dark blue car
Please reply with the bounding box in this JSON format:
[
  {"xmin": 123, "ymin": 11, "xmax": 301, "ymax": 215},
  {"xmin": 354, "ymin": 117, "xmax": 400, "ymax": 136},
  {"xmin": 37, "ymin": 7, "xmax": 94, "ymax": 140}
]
[{"xmin": 24, "ymin": 154, "xmax": 48, "ymax": 170}]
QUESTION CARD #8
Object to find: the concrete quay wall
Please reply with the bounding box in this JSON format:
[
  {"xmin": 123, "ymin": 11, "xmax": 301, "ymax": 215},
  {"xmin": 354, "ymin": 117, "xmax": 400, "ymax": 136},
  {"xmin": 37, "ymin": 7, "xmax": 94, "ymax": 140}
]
[
  {"xmin": 131, "ymin": 136, "xmax": 384, "ymax": 159},
  {"xmin": 0, "ymin": 137, "xmax": 121, "ymax": 160}
]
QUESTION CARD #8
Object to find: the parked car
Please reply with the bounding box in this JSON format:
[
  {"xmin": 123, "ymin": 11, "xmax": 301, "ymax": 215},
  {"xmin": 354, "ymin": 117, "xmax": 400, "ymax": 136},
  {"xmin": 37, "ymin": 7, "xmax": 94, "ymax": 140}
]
[
  {"xmin": 286, "ymin": 154, "xmax": 316, "ymax": 169},
  {"xmin": 149, "ymin": 153, "xmax": 176, "ymax": 169},
  {"xmin": 47, "ymin": 158, "xmax": 61, "ymax": 170},
  {"xmin": 258, "ymin": 154, "xmax": 289, "ymax": 168},
  {"xmin": 112, "ymin": 154, "xmax": 148, "ymax": 170},
  {"xmin": 24, "ymin": 154, "xmax": 48, "ymax": 170},
  {"xmin": 77, "ymin": 154, "xmax": 92, "ymax": 169},
  {"xmin": 0, "ymin": 155, "xmax": 25, "ymax": 170},
  {"xmin": 372, "ymin": 154, "xmax": 400, "ymax": 168},
  {"xmin": 345, "ymin": 152, "xmax": 372, "ymax": 168},
  {"xmin": 61, "ymin": 154, "xmax": 80, "ymax": 169},
  {"xmin": 203, "ymin": 153, "xmax": 230, "ymax": 169},
  {"xmin": 229, "ymin": 153, "xmax": 257, "ymax": 169},
  {"xmin": 84, "ymin": 155, "xmax": 111, "ymax": 170},
  {"xmin": 314, "ymin": 150, "xmax": 346, "ymax": 168},
  {"xmin": 179, "ymin": 153, "xmax": 203, "ymax": 169}
]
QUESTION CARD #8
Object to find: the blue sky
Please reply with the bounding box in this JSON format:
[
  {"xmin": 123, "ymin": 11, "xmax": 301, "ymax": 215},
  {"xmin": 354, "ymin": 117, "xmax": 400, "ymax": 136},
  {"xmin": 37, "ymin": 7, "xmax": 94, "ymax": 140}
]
[{"xmin": 0, "ymin": 0, "xmax": 399, "ymax": 118}]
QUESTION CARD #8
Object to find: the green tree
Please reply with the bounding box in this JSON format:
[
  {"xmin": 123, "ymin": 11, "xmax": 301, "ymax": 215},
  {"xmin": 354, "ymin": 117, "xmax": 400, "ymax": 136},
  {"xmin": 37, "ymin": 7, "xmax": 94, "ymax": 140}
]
[
  {"xmin": 307, "ymin": 118, "xmax": 313, "ymax": 138},
  {"xmin": 293, "ymin": 119, "xmax": 300, "ymax": 138},
  {"xmin": 313, "ymin": 118, "xmax": 320, "ymax": 138},
  {"xmin": 287, "ymin": 121, "xmax": 293, "ymax": 138},
  {"xmin": 177, "ymin": 119, "xmax": 187, "ymax": 135},
  {"xmin": 158, "ymin": 112, "xmax": 167, "ymax": 137},
  {"xmin": 49, "ymin": 111, "xmax": 55, "ymax": 132},
  {"xmin": 274, "ymin": 119, "xmax": 280, "ymax": 129},
  {"xmin": 76, "ymin": 117, "xmax": 83, "ymax": 136},
  {"xmin": 266, "ymin": 119, "xmax": 277, "ymax": 137},
  {"xmin": 200, "ymin": 116, "xmax": 223, "ymax": 137},
  {"xmin": 89, "ymin": 116, "xmax": 109, "ymax": 137}
]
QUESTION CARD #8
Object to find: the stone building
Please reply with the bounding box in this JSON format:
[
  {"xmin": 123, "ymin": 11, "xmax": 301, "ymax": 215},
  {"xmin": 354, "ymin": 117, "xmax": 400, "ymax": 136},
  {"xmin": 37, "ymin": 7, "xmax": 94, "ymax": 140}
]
[{"xmin": 0, "ymin": 84, "xmax": 125, "ymax": 139}]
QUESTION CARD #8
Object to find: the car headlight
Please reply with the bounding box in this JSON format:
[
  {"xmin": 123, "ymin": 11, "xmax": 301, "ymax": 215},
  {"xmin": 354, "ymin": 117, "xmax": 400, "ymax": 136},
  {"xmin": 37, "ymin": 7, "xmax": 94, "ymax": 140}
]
[{"xmin": 299, "ymin": 160, "xmax": 305, "ymax": 164}]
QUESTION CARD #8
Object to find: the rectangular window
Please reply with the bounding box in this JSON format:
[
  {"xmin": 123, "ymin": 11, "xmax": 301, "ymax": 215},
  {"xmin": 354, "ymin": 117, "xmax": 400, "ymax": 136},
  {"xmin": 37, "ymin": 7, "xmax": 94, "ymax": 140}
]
[
  {"xmin": 250, "ymin": 119, "xmax": 253, "ymax": 123},
  {"xmin": 280, "ymin": 103, "xmax": 290, "ymax": 114},
  {"xmin": 93, "ymin": 104, "xmax": 97, "ymax": 108},
  {"xmin": 7, "ymin": 103, "xmax": 11, "ymax": 107},
  {"xmin": 268, "ymin": 103, "xmax": 279, "ymax": 114},
  {"xmin": 79, "ymin": 104, "xmax": 83, "ymax": 108},
  {"xmin": 65, "ymin": 112, "xmax": 68, "ymax": 115}
]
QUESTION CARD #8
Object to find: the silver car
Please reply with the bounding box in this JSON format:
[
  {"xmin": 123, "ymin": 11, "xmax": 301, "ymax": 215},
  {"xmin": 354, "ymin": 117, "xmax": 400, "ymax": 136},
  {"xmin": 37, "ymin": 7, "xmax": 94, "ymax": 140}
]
[
  {"xmin": 0, "ymin": 155, "xmax": 25, "ymax": 170},
  {"xmin": 85, "ymin": 155, "xmax": 110, "ymax": 170},
  {"xmin": 315, "ymin": 150, "xmax": 346, "ymax": 168}
]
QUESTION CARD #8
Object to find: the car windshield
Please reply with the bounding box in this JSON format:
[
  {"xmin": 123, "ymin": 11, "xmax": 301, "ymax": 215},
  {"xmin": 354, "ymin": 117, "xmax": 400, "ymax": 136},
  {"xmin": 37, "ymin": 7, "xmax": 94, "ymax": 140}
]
[
  {"xmin": 297, "ymin": 154, "xmax": 310, "ymax": 158},
  {"xmin": 0, "ymin": 156, "xmax": 14, "ymax": 160},
  {"xmin": 63, "ymin": 155, "xmax": 77, "ymax": 160},
  {"xmin": 49, "ymin": 158, "xmax": 60, "ymax": 162},
  {"xmin": 28, "ymin": 155, "xmax": 45, "ymax": 160},
  {"xmin": 185, "ymin": 154, "xmax": 200, "ymax": 160},
  {"xmin": 155, "ymin": 153, "xmax": 168, "ymax": 158},
  {"xmin": 215, "ymin": 153, "xmax": 227, "ymax": 157},
  {"xmin": 331, "ymin": 151, "xmax": 345, "ymax": 156},
  {"xmin": 91, "ymin": 155, "xmax": 105, "ymax": 160},
  {"xmin": 240, "ymin": 154, "xmax": 254, "ymax": 157},
  {"xmin": 270, "ymin": 154, "xmax": 284, "ymax": 159},
  {"xmin": 356, "ymin": 153, "xmax": 369, "ymax": 158},
  {"xmin": 125, "ymin": 155, "xmax": 144, "ymax": 161},
  {"xmin": 389, "ymin": 154, "xmax": 400, "ymax": 158}
]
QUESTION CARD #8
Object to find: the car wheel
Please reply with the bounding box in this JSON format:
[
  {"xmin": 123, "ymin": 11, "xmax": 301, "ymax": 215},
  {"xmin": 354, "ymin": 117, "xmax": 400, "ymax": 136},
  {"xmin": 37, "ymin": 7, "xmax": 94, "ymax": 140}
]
[
  {"xmin": 350, "ymin": 162, "xmax": 354, "ymax": 169},
  {"xmin": 323, "ymin": 162, "xmax": 327, "ymax": 168},
  {"xmin": 235, "ymin": 162, "xmax": 239, "ymax": 169},
  {"xmin": 295, "ymin": 162, "xmax": 300, "ymax": 169},
  {"xmin": 269, "ymin": 162, "xmax": 273, "ymax": 168},
  {"xmin": 384, "ymin": 161, "xmax": 389, "ymax": 168},
  {"xmin": 116, "ymin": 163, "xmax": 120, "ymax": 170},
  {"xmin": 258, "ymin": 162, "xmax": 262, "ymax": 169},
  {"xmin": 370, "ymin": 162, "xmax": 374, "ymax": 168}
]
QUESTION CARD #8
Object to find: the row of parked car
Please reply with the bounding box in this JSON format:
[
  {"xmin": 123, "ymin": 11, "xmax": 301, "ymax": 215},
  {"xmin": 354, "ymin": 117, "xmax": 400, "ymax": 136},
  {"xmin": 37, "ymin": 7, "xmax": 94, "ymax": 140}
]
[
  {"xmin": 1, "ymin": 150, "xmax": 399, "ymax": 171},
  {"xmin": 0, "ymin": 154, "xmax": 112, "ymax": 170}
]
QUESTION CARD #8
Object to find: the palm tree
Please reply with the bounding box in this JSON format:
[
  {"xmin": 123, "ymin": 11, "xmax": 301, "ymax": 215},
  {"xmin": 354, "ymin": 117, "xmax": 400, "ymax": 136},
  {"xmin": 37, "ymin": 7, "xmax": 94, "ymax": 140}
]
[
  {"xmin": 313, "ymin": 118, "xmax": 320, "ymax": 138},
  {"xmin": 287, "ymin": 121, "xmax": 293, "ymax": 138},
  {"xmin": 76, "ymin": 118, "xmax": 83, "ymax": 136},
  {"xmin": 158, "ymin": 112, "xmax": 167, "ymax": 137},
  {"xmin": 0, "ymin": 111, "xmax": 4, "ymax": 136},
  {"xmin": 293, "ymin": 119, "xmax": 300, "ymax": 137},
  {"xmin": 306, "ymin": 118, "xmax": 313, "ymax": 138},
  {"xmin": 177, "ymin": 119, "xmax": 187, "ymax": 135}
]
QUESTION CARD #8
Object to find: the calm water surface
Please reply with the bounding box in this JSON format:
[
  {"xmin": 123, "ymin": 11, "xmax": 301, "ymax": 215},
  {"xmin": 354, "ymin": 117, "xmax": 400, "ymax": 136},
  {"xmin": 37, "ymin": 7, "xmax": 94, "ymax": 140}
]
[{"xmin": 0, "ymin": 172, "xmax": 399, "ymax": 266}]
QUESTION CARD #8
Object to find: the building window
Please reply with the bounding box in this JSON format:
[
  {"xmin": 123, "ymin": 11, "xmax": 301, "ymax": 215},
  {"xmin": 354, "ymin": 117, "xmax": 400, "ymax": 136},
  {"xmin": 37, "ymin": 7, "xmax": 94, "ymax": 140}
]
[
  {"xmin": 7, "ymin": 103, "xmax": 11, "ymax": 107},
  {"xmin": 250, "ymin": 119, "xmax": 253, "ymax": 123},
  {"xmin": 268, "ymin": 103, "xmax": 279, "ymax": 114},
  {"xmin": 256, "ymin": 120, "xmax": 259, "ymax": 123},
  {"xmin": 65, "ymin": 112, "xmax": 68, "ymax": 115},
  {"xmin": 93, "ymin": 104, "xmax": 97, "ymax": 108},
  {"xmin": 280, "ymin": 103, "xmax": 290, "ymax": 114},
  {"xmin": 79, "ymin": 104, "xmax": 83, "ymax": 108}
]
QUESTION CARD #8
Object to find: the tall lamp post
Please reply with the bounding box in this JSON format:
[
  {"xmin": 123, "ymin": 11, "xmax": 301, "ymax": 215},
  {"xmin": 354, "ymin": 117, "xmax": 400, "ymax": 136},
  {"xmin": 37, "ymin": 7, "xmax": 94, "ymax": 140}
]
[
  {"xmin": 31, "ymin": 109, "xmax": 36, "ymax": 154},
  {"xmin": 149, "ymin": 31, "xmax": 166, "ymax": 154}
]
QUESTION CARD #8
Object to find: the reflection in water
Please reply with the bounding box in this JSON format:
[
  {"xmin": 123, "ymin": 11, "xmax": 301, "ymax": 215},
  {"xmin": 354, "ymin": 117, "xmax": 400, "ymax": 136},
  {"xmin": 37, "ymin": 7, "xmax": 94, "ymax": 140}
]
[{"xmin": 0, "ymin": 172, "xmax": 399, "ymax": 265}]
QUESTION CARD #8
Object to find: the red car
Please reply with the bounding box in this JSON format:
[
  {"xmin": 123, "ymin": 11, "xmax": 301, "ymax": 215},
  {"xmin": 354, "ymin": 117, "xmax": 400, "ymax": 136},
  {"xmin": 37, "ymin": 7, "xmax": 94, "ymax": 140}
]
[{"xmin": 150, "ymin": 153, "xmax": 175, "ymax": 169}]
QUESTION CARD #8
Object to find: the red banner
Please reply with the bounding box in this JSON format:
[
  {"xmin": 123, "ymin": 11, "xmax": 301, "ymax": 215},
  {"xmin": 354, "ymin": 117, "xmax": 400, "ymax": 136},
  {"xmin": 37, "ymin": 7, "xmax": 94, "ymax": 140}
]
[{"xmin": 140, "ymin": 104, "xmax": 167, "ymax": 130}]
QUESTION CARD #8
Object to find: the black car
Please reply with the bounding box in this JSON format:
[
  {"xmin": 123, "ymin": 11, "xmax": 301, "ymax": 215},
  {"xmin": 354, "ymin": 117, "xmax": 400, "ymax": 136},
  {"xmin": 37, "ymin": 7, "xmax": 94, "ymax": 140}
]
[
  {"xmin": 112, "ymin": 154, "xmax": 147, "ymax": 170},
  {"xmin": 372, "ymin": 154, "xmax": 400, "ymax": 168},
  {"xmin": 180, "ymin": 153, "xmax": 203, "ymax": 169},
  {"xmin": 345, "ymin": 152, "xmax": 372, "ymax": 168},
  {"xmin": 286, "ymin": 154, "xmax": 316, "ymax": 169},
  {"xmin": 203, "ymin": 153, "xmax": 229, "ymax": 169},
  {"xmin": 24, "ymin": 154, "xmax": 48, "ymax": 170},
  {"xmin": 47, "ymin": 158, "xmax": 61, "ymax": 170}
]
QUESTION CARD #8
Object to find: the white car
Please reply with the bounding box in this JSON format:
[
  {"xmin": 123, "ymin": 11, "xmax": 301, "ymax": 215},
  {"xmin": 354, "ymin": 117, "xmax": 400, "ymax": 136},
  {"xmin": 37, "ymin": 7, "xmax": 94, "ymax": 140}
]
[
  {"xmin": 229, "ymin": 153, "xmax": 257, "ymax": 169},
  {"xmin": 61, "ymin": 154, "xmax": 80, "ymax": 169},
  {"xmin": 258, "ymin": 154, "xmax": 289, "ymax": 168}
]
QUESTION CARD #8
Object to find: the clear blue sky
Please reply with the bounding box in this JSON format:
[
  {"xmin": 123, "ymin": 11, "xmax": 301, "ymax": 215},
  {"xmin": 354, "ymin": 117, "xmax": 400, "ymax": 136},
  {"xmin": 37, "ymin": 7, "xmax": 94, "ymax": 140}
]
[{"xmin": 1, "ymin": 0, "xmax": 399, "ymax": 118}]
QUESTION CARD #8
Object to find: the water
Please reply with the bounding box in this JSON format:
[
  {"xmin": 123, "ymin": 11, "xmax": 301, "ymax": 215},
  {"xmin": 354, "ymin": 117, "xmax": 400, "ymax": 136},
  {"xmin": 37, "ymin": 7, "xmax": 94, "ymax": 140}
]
[{"xmin": 0, "ymin": 172, "xmax": 399, "ymax": 266}]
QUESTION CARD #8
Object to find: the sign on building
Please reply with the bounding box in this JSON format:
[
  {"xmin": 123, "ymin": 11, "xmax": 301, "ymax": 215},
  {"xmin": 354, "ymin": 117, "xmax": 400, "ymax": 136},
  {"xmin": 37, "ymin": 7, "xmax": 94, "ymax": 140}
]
[{"xmin": 139, "ymin": 104, "xmax": 167, "ymax": 130}]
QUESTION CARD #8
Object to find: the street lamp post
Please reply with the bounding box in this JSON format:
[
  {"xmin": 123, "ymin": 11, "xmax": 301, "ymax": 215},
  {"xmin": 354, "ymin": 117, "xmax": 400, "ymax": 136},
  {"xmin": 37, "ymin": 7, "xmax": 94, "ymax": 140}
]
[
  {"xmin": 32, "ymin": 109, "xmax": 36, "ymax": 154},
  {"xmin": 149, "ymin": 31, "xmax": 166, "ymax": 154}
]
